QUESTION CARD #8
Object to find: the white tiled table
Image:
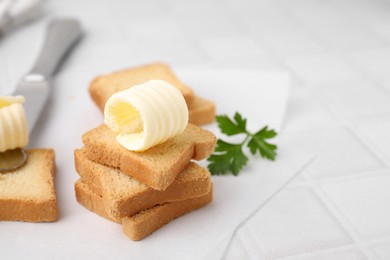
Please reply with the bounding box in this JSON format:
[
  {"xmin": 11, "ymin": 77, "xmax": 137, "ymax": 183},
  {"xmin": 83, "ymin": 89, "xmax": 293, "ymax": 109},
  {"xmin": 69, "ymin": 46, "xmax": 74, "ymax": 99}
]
[{"xmin": 2, "ymin": 0, "xmax": 390, "ymax": 259}]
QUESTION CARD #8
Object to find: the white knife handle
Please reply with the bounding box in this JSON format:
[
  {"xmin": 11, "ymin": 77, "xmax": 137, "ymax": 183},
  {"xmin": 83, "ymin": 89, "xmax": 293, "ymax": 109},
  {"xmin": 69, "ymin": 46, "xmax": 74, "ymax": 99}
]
[
  {"xmin": 8, "ymin": 0, "xmax": 44, "ymax": 29},
  {"xmin": 30, "ymin": 18, "xmax": 83, "ymax": 78}
]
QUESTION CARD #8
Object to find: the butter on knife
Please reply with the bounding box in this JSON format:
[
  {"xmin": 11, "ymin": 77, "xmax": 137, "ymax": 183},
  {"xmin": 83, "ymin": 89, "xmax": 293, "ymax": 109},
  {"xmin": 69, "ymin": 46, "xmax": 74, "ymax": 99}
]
[{"xmin": 0, "ymin": 96, "xmax": 28, "ymax": 153}]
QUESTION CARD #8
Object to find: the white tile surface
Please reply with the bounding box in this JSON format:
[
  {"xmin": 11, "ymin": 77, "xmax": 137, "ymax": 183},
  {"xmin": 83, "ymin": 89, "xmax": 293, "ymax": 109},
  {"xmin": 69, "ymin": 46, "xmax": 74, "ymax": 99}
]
[
  {"xmin": 237, "ymin": 8, "xmax": 301, "ymax": 34},
  {"xmin": 379, "ymin": 77, "xmax": 390, "ymax": 94},
  {"xmin": 281, "ymin": 247, "xmax": 368, "ymax": 260},
  {"xmin": 317, "ymin": 79, "xmax": 390, "ymax": 119},
  {"xmin": 309, "ymin": 23, "xmax": 386, "ymax": 51},
  {"xmin": 346, "ymin": 49, "xmax": 390, "ymax": 80},
  {"xmin": 235, "ymin": 187, "xmax": 353, "ymax": 258},
  {"xmin": 224, "ymin": 229, "xmax": 259, "ymax": 260},
  {"xmin": 285, "ymin": 127, "xmax": 385, "ymax": 180},
  {"xmin": 282, "ymin": 87, "xmax": 338, "ymax": 132},
  {"xmin": 321, "ymin": 173, "xmax": 390, "ymax": 240},
  {"xmin": 258, "ymin": 30, "xmax": 328, "ymax": 57},
  {"xmin": 358, "ymin": 119, "xmax": 390, "ymax": 161},
  {"xmin": 283, "ymin": 53, "xmax": 361, "ymax": 84},
  {"xmin": 121, "ymin": 18, "xmax": 183, "ymax": 40},
  {"xmin": 199, "ymin": 36, "xmax": 266, "ymax": 61},
  {"xmin": 130, "ymin": 37, "xmax": 206, "ymax": 65},
  {"xmin": 372, "ymin": 23, "xmax": 390, "ymax": 43},
  {"xmin": 337, "ymin": 0, "xmax": 390, "ymax": 27},
  {"xmin": 371, "ymin": 240, "xmax": 390, "ymax": 259}
]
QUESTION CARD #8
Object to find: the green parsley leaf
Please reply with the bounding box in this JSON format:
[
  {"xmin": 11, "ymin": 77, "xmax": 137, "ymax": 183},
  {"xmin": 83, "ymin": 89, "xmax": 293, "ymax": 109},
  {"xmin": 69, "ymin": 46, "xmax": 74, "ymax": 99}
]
[
  {"xmin": 207, "ymin": 112, "xmax": 278, "ymax": 176},
  {"xmin": 216, "ymin": 112, "xmax": 247, "ymax": 136},
  {"xmin": 207, "ymin": 139, "xmax": 248, "ymax": 176},
  {"xmin": 247, "ymin": 126, "xmax": 278, "ymax": 160}
]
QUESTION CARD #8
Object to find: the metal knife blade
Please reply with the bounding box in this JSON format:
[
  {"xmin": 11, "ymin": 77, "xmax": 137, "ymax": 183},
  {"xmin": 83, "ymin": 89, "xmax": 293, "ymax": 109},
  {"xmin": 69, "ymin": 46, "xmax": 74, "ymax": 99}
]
[
  {"xmin": 12, "ymin": 18, "xmax": 83, "ymax": 133},
  {"xmin": 13, "ymin": 74, "xmax": 49, "ymax": 133}
]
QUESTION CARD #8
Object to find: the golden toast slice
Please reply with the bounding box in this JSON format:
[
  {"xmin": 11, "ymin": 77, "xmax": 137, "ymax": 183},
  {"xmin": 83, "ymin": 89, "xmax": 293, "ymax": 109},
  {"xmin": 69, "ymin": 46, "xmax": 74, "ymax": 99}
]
[
  {"xmin": 75, "ymin": 180, "xmax": 114, "ymax": 222},
  {"xmin": 75, "ymin": 180, "xmax": 212, "ymax": 241},
  {"xmin": 88, "ymin": 63, "xmax": 215, "ymax": 125},
  {"xmin": 89, "ymin": 63, "xmax": 195, "ymax": 110},
  {"xmin": 81, "ymin": 123, "xmax": 216, "ymax": 191},
  {"xmin": 188, "ymin": 96, "xmax": 216, "ymax": 126},
  {"xmin": 122, "ymin": 187, "xmax": 212, "ymax": 241},
  {"xmin": 0, "ymin": 149, "xmax": 57, "ymax": 222},
  {"xmin": 74, "ymin": 148, "xmax": 211, "ymax": 222}
]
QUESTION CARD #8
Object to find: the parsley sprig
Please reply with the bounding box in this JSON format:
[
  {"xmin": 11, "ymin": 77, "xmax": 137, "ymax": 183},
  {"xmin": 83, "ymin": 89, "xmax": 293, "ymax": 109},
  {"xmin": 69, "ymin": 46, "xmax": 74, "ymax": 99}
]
[{"xmin": 207, "ymin": 112, "xmax": 278, "ymax": 176}]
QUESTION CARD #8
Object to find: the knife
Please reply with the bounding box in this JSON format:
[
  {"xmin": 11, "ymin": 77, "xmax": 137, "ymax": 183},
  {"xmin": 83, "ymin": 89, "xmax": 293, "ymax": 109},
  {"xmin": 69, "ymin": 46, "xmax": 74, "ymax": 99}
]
[{"xmin": 13, "ymin": 18, "xmax": 83, "ymax": 133}]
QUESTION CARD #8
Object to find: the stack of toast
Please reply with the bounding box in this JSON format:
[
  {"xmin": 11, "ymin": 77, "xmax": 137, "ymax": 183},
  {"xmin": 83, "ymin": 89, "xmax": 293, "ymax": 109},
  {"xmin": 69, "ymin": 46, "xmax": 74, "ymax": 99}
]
[{"xmin": 74, "ymin": 64, "xmax": 217, "ymax": 240}]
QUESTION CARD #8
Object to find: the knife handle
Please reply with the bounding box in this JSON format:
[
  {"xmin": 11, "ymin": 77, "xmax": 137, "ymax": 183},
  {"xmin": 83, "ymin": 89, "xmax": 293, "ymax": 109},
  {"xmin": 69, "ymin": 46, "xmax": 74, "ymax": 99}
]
[{"xmin": 30, "ymin": 18, "xmax": 83, "ymax": 78}]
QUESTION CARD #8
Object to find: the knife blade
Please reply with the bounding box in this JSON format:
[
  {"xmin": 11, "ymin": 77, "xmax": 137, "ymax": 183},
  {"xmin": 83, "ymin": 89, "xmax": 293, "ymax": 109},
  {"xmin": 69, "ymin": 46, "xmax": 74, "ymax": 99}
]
[{"xmin": 12, "ymin": 18, "xmax": 83, "ymax": 133}]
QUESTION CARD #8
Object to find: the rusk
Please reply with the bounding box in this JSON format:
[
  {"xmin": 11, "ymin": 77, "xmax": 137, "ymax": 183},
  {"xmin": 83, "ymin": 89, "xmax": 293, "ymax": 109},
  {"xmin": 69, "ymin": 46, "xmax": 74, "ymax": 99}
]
[
  {"xmin": 89, "ymin": 63, "xmax": 195, "ymax": 110},
  {"xmin": 82, "ymin": 123, "xmax": 216, "ymax": 191},
  {"xmin": 75, "ymin": 180, "xmax": 212, "ymax": 241},
  {"xmin": 188, "ymin": 96, "xmax": 216, "ymax": 126},
  {"xmin": 74, "ymin": 148, "xmax": 211, "ymax": 221},
  {"xmin": 88, "ymin": 63, "xmax": 215, "ymax": 125},
  {"xmin": 0, "ymin": 149, "xmax": 57, "ymax": 222},
  {"xmin": 75, "ymin": 180, "xmax": 114, "ymax": 221},
  {"xmin": 122, "ymin": 187, "xmax": 212, "ymax": 241}
]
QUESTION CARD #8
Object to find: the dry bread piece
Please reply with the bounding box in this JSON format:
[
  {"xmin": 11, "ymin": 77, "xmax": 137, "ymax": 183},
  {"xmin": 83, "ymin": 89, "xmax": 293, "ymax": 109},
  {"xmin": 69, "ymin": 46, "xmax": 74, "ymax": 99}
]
[
  {"xmin": 75, "ymin": 180, "xmax": 212, "ymax": 241},
  {"xmin": 89, "ymin": 63, "xmax": 195, "ymax": 111},
  {"xmin": 188, "ymin": 96, "xmax": 216, "ymax": 126},
  {"xmin": 74, "ymin": 148, "xmax": 211, "ymax": 222},
  {"xmin": 122, "ymin": 187, "xmax": 212, "ymax": 241},
  {"xmin": 88, "ymin": 63, "xmax": 215, "ymax": 126},
  {"xmin": 82, "ymin": 123, "xmax": 216, "ymax": 191},
  {"xmin": 75, "ymin": 180, "xmax": 114, "ymax": 221},
  {"xmin": 0, "ymin": 149, "xmax": 57, "ymax": 222}
]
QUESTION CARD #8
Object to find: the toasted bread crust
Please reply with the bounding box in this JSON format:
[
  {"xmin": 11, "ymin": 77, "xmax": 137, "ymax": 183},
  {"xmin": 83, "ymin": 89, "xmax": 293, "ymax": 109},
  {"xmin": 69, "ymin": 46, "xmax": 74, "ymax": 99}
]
[
  {"xmin": 75, "ymin": 180, "xmax": 212, "ymax": 241},
  {"xmin": 82, "ymin": 124, "xmax": 216, "ymax": 191},
  {"xmin": 75, "ymin": 180, "xmax": 115, "ymax": 222},
  {"xmin": 122, "ymin": 187, "xmax": 212, "ymax": 241},
  {"xmin": 88, "ymin": 63, "xmax": 215, "ymax": 125},
  {"xmin": 74, "ymin": 148, "xmax": 211, "ymax": 221},
  {"xmin": 0, "ymin": 149, "xmax": 57, "ymax": 222},
  {"xmin": 89, "ymin": 63, "xmax": 195, "ymax": 110},
  {"xmin": 188, "ymin": 96, "xmax": 216, "ymax": 125}
]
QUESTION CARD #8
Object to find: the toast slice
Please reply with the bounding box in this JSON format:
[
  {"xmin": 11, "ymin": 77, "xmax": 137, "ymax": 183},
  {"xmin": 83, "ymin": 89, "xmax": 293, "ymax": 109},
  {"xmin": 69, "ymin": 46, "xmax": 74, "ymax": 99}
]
[
  {"xmin": 89, "ymin": 63, "xmax": 195, "ymax": 110},
  {"xmin": 88, "ymin": 63, "xmax": 215, "ymax": 125},
  {"xmin": 82, "ymin": 123, "xmax": 216, "ymax": 191},
  {"xmin": 188, "ymin": 96, "xmax": 216, "ymax": 125},
  {"xmin": 0, "ymin": 149, "xmax": 57, "ymax": 222},
  {"xmin": 122, "ymin": 187, "xmax": 212, "ymax": 241},
  {"xmin": 75, "ymin": 180, "xmax": 212, "ymax": 241},
  {"xmin": 75, "ymin": 180, "xmax": 114, "ymax": 221},
  {"xmin": 74, "ymin": 148, "xmax": 211, "ymax": 221}
]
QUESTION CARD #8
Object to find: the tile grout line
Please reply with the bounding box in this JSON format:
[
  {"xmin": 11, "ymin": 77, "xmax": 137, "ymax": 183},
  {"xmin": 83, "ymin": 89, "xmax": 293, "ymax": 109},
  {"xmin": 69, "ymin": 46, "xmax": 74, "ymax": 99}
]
[
  {"xmin": 221, "ymin": 158, "xmax": 315, "ymax": 260},
  {"xmin": 287, "ymin": 168, "xmax": 390, "ymax": 190},
  {"xmin": 287, "ymin": 74, "xmax": 388, "ymax": 259},
  {"xmin": 282, "ymin": 66, "xmax": 390, "ymax": 260},
  {"xmin": 259, "ymin": 7, "xmax": 390, "ymax": 170},
  {"xmin": 300, "ymin": 171, "xmax": 378, "ymax": 259},
  {"xmin": 237, "ymin": 10, "xmax": 389, "ymax": 256},
  {"xmin": 285, "ymin": 0, "xmax": 390, "ymax": 114},
  {"xmin": 264, "ymin": 31, "xmax": 388, "ymax": 258},
  {"xmin": 231, "ymin": 1, "xmax": 390, "ymax": 258},
  {"xmin": 278, "ymin": 243, "xmax": 370, "ymax": 260},
  {"xmin": 324, "ymin": 0, "xmax": 390, "ymax": 47},
  {"xmin": 304, "ymin": 84, "xmax": 390, "ymax": 170}
]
